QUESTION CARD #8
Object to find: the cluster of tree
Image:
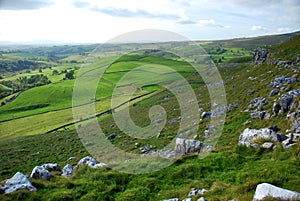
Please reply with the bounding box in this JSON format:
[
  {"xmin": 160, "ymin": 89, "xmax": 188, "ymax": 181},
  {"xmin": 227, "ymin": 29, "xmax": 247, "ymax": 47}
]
[
  {"xmin": 0, "ymin": 74, "xmax": 51, "ymax": 99},
  {"xmin": 0, "ymin": 60, "xmax": 39, "ymax": 72}
]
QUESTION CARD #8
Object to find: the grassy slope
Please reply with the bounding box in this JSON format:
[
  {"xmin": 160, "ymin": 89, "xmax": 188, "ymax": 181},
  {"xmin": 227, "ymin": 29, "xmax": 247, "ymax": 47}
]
[{"xmin": 1, "ymin": 35, "xmax": 300, "ymax": 200}]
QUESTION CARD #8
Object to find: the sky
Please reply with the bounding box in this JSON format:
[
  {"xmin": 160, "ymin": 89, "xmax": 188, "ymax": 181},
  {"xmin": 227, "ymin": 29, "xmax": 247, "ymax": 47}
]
[{"xmin": 0, "ymin": 0, "xmax": 299, "ymax": 43}]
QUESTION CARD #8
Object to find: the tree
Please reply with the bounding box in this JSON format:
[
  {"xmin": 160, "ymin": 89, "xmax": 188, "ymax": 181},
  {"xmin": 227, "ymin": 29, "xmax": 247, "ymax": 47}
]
[{"xmin": 65, "ymin": 70, "xmax": 75, "ymax": 80}]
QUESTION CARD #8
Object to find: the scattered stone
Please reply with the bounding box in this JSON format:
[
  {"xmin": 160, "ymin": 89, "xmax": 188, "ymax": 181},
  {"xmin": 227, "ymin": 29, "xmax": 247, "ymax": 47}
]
[
  {"xmin": 182, "ymin": 198, "xmax": 192, "ymax": 201},
  {"xmin": 107, "ymin": 133, "xmax": 117, "ymax": 140},
  {"xmin": 169, "ymin": 119, "xmax": 178, "ymax": 124},
  {"xmin": 238, "ymin": 128, "xmax": 278, "ymax": 147},
  {"xmin": 253, "ymin": 183, "xmax": 300, "ymax": 201},
  {"xmin": 62, "ymin": 164, "xmax": 73, "ymax": 176},
  {"xmin": 75, "ymin": 156, "xmax": 106, "ymax": 169},
  {"xmin": 201, "ymin": 111, "xmax": 211, "ymax": 119},
  {"xmin": 243, "ymin": 120, "xmax": 251, "ymax": 126},
  {"xmin": 1, "ymin": 172, "xmax": 37, "ymax": 194},
  {"xmin": 204, "ymin": 130, "xmax": 211, "ymax": 137},
  {"xmin": 227, "ymin": 103, "xmax": 238, "ymax": 111},
  {"xmin": 188, "ymin": 188, "xmax": 207, "ymax": 197},
  {"xmin": 250, "ymin": 111, "xmax": 266, "ymax": 120},
  {"xmin": 197, "ymin": 197, "xmax": 207, "ymax": 201},
  {"xmin": 270, "ymin": 89, "xmax": 279, "ymax": 97},
  {"xmin": 175, "ymin": 138, "xmax": 204, "ymax": 155},
  {"xmin": 140, "ymin": 145, "xmax": 153, "ymax": 153},
  {"xmin": 261, "ymin": 142, "xmax": 275, "ymax": 149},
  {"xmin": 30, "ymin": 166, "xmax": 51, "ymax": 180},
  {"xmin": 42, "ymin": 163, "xmax": 61, "ymax": 171},
  {"xmin": 248, "ymin": 97, "xmax": 266, "ymax": 110},
  {"xmin": 68, "ymin": 156, "xmax": 76, "ymax": 161},
  {"xmin": 163, "ymin": 198, "xmax": 179, "ymax": 201}
]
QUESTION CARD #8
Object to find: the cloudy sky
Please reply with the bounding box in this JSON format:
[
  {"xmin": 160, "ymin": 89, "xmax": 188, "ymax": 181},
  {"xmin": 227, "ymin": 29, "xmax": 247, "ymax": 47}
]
[{"xmin": 0, "ymin": 0, "xmax": 299, "ymax": 43}]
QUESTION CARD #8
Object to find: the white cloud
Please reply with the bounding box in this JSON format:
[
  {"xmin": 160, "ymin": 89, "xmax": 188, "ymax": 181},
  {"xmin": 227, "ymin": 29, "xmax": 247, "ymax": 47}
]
[
  {"xmin": 0, "ymin": 0, "xmax": 299, "ymax": 43},
  {"xmin": 251, "ymin": 25, "xmax": 267, "ymax": 31}
]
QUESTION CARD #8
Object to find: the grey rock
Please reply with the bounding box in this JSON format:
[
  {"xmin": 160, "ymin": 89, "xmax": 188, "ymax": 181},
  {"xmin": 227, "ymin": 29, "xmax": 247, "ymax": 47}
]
[
  {"xmin": 76, "ymin": 156, "xmax": 106, "ymax": 169},
  {"xmin": 201, "ymin": 111, "xmax": 211, "ymax": 119},
  {"xmin": 183, "ymin": 198, "xmax": 192, "ymax": 201},
  {"xmin": 188, "ymin": 188, "xmax": 207, "ymax": 196},
  {"xmin": 68, "ymin": 156, "xmax": 76, "ymax": 161},
  {"xmin": 261, "ymin": 142, "xmax": 275, "ymax": 149},
  {"xmin": 270, "ymin": 89, "xmax": 279, "ymax": 97},
  {"xmin": 140, "ymin": 145, "xmax": 152, "ymax": 153},
  {"xmin": 42, "ymin": 163, "xmax": 61, "ymax": 171},
  {"xmin": 30, "ymin": 166, "xmax": 51, "ymax": 180},
  {"xmin": 272, "ymin": 102, "xmax": 281, "ymax": 115},
  {"xmin": 249, "ymin": 97, "xmax": 266, "ymax": 110},
  {"xmin": 107, "ymin": 133, "xmax": 117, "ymax": 140},
  {"xmin": 175, "ymin": 138, "xmax": 205, "ymax": 155},
  {"xmin": 280, "ymin": 94, "xmax": 294, "ymax": 113},
  {"xmin": 228, "ymin": 103, "xmax": 238, "ymax": 111},
  {"xmin": 269, "ymin": 76, "xmax": 297, "ymax": 88},
  {"xmin": 291, "ymin": 117, "xmax": 300, "ymax": 133},
  {"xmin": 282, "ymin": 133, "xmax": 300, "ymax": 149},
  {"xmin": 62, "ymin": 164, "xmax": 73, "ymax": 176},
  {"xmin": 250, "ymin": 111, "xmax": 265, "ymax": 119},
  {"xmin": 163, "ymin": 199, "xmax": 179, "ymax": 201},
  {"xmin": 198, "ymin": 197, "xmax": 207, "ymax": 201},
  {"xmin": 2, "ymin": 172, "xmax": 37, "ymax": 194},
  {"xmin": 277, "ymin": 133, "xmax": 288, "ymax": 142},
  {"xmin": 253, "ymin": 183, "xmax": 300, "ymax": 200},
  {"xmin": 239, "ymin": 128, "xmax": 278, "ymax": 147},
  {"xmin": 252, "ymin": 48, "xmax": 269, "ymax": 65}
]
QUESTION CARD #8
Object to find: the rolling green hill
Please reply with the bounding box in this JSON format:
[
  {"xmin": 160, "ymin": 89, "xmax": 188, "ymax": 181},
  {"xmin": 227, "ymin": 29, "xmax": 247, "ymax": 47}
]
[{"xmin": 0, "ymin": 33, "xmax": 300, "ymax": 201}]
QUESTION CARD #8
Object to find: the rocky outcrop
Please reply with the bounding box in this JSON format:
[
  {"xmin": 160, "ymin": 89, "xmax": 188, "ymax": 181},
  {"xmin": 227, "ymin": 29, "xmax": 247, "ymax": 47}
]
[
  {"xmin": 253, "ymin": 183, "xmax": 300, "ymax": 200},
  {"xmin": 75, "ymin": 156, "xmax": 106, "ymax": 169},
  {"xmin": 30, "ymin": 166, "xmax": 51, "ymax": 180},
  {"xmin": 269, "ymin": 76, "xmax": 297, "ymax": 88},
  {"xmin": 239, "ymin": 128, "xmax": 299, "ymax": 149},
  {"xmin": 62, "ymin": 164, "xmax": 73, "ymax": 177},
  {"xmin": 0, "ymin": 172, "xmax": 37, "ymax": 194},
  {"xmin": 252, "ymin": 48, "xmax": 269, "ymax": 65},
  {"xmin": 239, "ymin": 128, "xmax": 278, "ymax": 148},
  {"xmin": 175, "ymin": 138, "xmax": 205, "ymax": 155}
]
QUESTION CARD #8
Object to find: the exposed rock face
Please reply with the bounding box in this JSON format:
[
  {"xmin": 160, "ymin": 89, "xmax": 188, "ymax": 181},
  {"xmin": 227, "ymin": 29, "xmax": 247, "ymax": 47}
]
[
  {"xmin": 248, "ymin": 97, "xmax": 266, "ymax": 110},
  {"xmin": 62, "ymin": 164, "xmax": 73, "ymax": 177},
  {"xmin": 75, "ymin": 156, "xmax": 106, "ymax": 169},
  {"xmin": 238, "ymin": 128, "xmax": 278, "ymax": 147},
  {"xmin": 250, "ymin": 111, "xmax": 266, "ymax": 120},
  {"xmin": 30, "ymin": 166, "xmax": 51, "ymax": 180},
  {"xmin": 175, "ymin": 138, "xmax": 205, "ymax": 155},
  {"xmin": 253, "ymin": 183, "xmax": 300, "ymax": 201},
  {"xmin": 252, "ymin": 48, "xmax": 269, "ymax": 65},
  {"xmin": 1, "ymin": 172, "xmax": 37, "ymax": 194},
  {"xmin": 42, "ymin": 163, "xmax": 61, "ymax": 171}
]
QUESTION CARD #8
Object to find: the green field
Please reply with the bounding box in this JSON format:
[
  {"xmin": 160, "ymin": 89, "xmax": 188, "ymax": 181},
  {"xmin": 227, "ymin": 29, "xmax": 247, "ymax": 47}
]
[{"xmin": 0, "ymin": 33, "xmax": 300, "ymax": 200}]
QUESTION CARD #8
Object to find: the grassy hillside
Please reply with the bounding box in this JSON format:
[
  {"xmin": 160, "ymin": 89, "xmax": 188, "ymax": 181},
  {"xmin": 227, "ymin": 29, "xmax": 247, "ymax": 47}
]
[{"xmin": 0, "ymin": 34, "xmax": 300, "ymax": 200}]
